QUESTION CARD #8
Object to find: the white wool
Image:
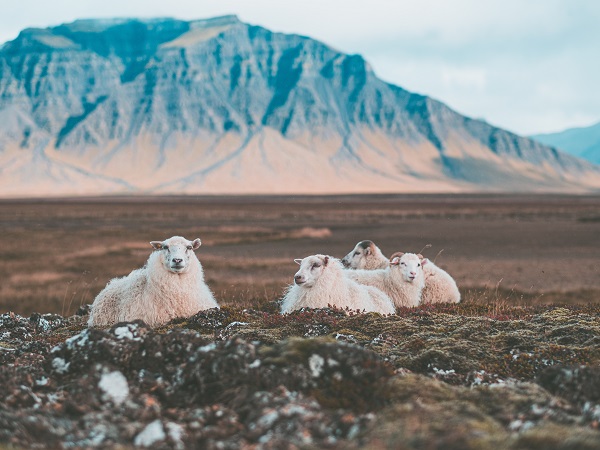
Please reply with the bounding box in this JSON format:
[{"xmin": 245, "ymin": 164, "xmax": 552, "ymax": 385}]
[
  {"xmin": 343, "ymin": 242, "xmax": 461, "ymax": 305},
  {"xmin": 88, "ymin": 236, "xmax": 218, "ymax": 328},
  {"xmin": 421, "ymin": 259, "xmax": 461, "ymax": 304},
  {"xmin": 341, "ymin": 240, "xmax": 389, "ymax": 270},
  {"xmin": 280, "ymin": 255, "xmax": 395, "ymax": 315},
  {"xmin": 346, "ymin": 253, "xmax": 425, "ymax": 308}
]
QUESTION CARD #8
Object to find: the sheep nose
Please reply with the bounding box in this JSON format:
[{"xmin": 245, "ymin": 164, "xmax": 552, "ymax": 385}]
[
  {"xmin": 410, "ymin": 271, "xmax": 417, "ymax": 277},
  {"xmin": 294, "ymin": 275, "xmax": 304, "ymax": 284},
  {"xmin": 173, "ymin": 258, "xmax": 183, "ymax": 264}
]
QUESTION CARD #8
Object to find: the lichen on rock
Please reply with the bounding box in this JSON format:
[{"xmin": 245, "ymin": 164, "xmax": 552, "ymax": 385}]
[{"xmin": 1, "ymin": 302, "xmax": 600, "ymax": 448}]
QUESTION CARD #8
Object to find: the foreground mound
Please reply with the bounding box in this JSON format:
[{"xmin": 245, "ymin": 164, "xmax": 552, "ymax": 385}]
[{"xmin": 1, "ymin": 303, "xmax": 600, "ymax": 448}]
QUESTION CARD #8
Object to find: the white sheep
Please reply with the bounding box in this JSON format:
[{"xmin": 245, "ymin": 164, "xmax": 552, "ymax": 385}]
[
  {"xmin": 341, "ymin": 240, "xmax": 389, "ymax": 270},
  {"xmin": 345, "ymin": 252, "xmax": 426, "ymax": 308},
  {"xmin": 342, "ymin": 241, "xmax": 461, "ymax": 305},
  {"xmin": 420, "ymin": 258, "xmax": 461, "ymax": 304},
  {"xmin": 280, "ymin": 254, "xmax": 395, "ymax": 315},
  {"xmin": 88, "ymin": 236, "xmax": 218, "ymax": 328}
]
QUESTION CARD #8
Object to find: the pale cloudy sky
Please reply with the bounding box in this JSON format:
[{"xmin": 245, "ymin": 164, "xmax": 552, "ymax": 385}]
[{"xmin": 1, "ymin": 0, "xmax": 598, "ymax": 135}]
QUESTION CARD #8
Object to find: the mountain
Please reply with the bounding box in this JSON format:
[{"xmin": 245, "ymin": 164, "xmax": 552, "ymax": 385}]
[
  {"xmin": 0, "ymin": 16, "xmax": 599, "ymax": 196},
  {"xmin": 531, "ymin": 122, "xmax": 600, "ymax": 165}
]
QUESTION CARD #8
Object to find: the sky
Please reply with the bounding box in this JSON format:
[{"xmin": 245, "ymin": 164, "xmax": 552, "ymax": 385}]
[{"xmin": 0, "ymin": 0, "xmax": 598, "ymax": 136}]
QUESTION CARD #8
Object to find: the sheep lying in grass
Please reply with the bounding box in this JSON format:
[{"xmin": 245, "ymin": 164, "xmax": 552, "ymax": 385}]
[
  {"xmin": 345, "ymin": 252, "xmax": 426, "ymax": 308},
  {"xmin": 341, "ymin": 240, "xmax": 389, "ymax": 270},
  {"xmin": 343, "ymin": 241, "xmax": 461, "ymax": 305},
  {"xmin": 281, "ymin": 255, "xmax": 395, "ymax": 315},
  {"xmin": 420, "ymin": 258, "xmax": 461, "ymax": 304},
  {"xmin": 88, "ymin": 236, "xmax": 218, "ymax": 328}
]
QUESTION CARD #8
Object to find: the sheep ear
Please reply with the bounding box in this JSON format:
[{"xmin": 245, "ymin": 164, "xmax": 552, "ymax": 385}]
[
  {"xmin": 294, "ymin": 258, "xmax": 302, "ymax": 265},
  {"xmin": 365, "ymin": 247, "xmax": 372, "ymax": 256},
  {"xmin": 417, "ymin": 254, "xmax": 424, "ymax": 259},
  {"xmin": 192, "ymin": 238, "xmax": 202, "ymax": 250},
  {"xmin": 150, "ymin": 241, "xmax": 163, "ymax": 249},
  {"xmin": 323, "ymin": 256, "xmax": 329, "ymax": 266},
  {"xmin": 421, "ymin": 258, "xmax": 429, "ymax": 266},
  {"xmin": 390, "ymin": 257, "xmax": 400, "ymax": 266}
]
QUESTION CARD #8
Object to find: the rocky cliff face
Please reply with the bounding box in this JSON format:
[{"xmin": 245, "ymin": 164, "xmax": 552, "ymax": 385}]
[{"xmin": 0, "ymin": 16, "xmax": 598, "ymax": 196}]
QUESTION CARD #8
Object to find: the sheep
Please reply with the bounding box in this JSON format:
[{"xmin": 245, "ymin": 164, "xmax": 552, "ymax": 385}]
[
  {"xmin": 420, "ymin": 258, "xmax": 461, "ymax": 304},
  {"xmin": 342, "ymin": 241, "xmax": 461, "ymax": 305},
  {"xmin": 88, "ymin": 236, "xmax": 218, "ymax": 328},
  {"xmin": 280, "ymin": 254, "xmax": 395, "ymax": 315},
  {"xmin": 341, "ymin": 240, "xmax": 389, "ymax": 270},
  {"xmin": 345, "ymin": 252, "xmax": 426, "ymax": 308}
]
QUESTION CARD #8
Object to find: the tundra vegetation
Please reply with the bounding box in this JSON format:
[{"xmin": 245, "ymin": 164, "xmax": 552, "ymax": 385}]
[{"xmin": 1, "ymin": 195, "xmax": 599, "ymax": 448}]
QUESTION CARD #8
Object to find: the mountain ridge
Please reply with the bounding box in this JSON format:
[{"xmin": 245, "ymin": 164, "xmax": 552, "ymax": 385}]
[
  {"xmin": 531, "ymin": 121, "xmax": 600, "ymax": 165},
  {"xmin": 0, "ymin": 16, "xmax": 599, "ymax": 197}
]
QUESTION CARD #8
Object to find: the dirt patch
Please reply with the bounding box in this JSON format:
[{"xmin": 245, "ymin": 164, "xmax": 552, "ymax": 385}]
[
  {"xmin": 10, "ymin": 271, "xmax": 66, "ymax": 284},
  {"xmin": 59, "ymin": 241, "xmax": 151, "ymax": 261}
]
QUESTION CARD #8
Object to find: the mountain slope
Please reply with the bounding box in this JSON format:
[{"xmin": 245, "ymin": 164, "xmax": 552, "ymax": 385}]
[
  {"xmin": 531, "ymin": 122, "xmax": 600, "ymax": 165},
  {"xmin": 0, "ymin": 16, "xmax": 599, "ymax": 196}
]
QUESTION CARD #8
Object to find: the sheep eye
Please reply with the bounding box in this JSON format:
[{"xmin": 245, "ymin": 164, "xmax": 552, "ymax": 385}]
[
  {"xmin": 418, "ymin": 263, "xmax": 421, "ymax": 267},
  {"xmin": 400, "ymin": 262, "xmax": 406, "ymax": 266},
  {"xmin": 186, "ymin": 246, "xmax": 193, "ymax": 250},
  {"xmin": 354, "ymin": 252, "xmax": 359, "ymax": 256},
  {"xmin": 163, "ymin": 245, "xmax": 169, "ymax": 251},
  {"xmin": 312, "ymin": 263, "xmax": 321, "ymax": 269}
]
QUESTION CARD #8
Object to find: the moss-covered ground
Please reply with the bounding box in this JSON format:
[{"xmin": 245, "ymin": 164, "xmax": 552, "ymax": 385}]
[{"xmin": 2, "ymin": 301, "xmax": 600, "ymax": 448}]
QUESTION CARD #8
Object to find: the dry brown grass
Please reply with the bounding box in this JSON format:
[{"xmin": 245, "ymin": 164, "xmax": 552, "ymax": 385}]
[{"xmin": 1, "ymin": 194, "xmax": 599, "ymax": 315}]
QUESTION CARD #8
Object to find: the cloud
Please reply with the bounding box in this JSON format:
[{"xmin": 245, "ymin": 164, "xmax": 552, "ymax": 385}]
[{"xmin": 441, "ymin": 67, "xmax": 487, "ymax": 92}]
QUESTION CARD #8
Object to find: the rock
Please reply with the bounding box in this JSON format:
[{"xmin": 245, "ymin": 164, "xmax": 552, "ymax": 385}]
[
  {"xmin": 1, "ymin": 303, "xmax": 600, "ymax": 448},
  {"xmin": 538, "ymin": 365, "xmax": 600, "ymax": 409}
]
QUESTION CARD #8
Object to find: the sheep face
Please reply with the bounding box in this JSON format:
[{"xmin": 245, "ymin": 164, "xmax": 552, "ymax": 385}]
[
  {"xmin": 390, "ymin": 252, "xmax": 426, "ymax": 283},
  {"xmin": 150, "ymin": 236, "xmax": 201, "ymax": 274},
  {"xmin": 293, "ymin": 255, "xmax": 331, "ymax": 288},
  {"xmin": 341, "ymin": 240, "xmax": 375, "ymax": 269}
]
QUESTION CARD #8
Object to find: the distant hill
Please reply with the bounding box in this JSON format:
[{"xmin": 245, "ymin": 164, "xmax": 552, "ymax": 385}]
[
  {"xmin": 531, "ymin": 122, "xmax": 600, "ymax": 165},
  {"xmin": 0, "ymin": 16, "xmax": 599, "ymax": 196}
]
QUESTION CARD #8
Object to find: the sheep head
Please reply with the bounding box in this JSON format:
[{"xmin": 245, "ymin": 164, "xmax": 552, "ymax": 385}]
[
  {"xmin": 389, "ymin": 252, "xmax": 426, "ymax": 283},
  {"xmin": 150, "ymin": 236, "xmax": 201, "ymax": 274},
  {"xmin": 293, "ymin": 254, "xmax": 332, "ymax": 288},
  {"xmin": 341, "ymin": 240, "xmax": 375, "ymax": 269}
]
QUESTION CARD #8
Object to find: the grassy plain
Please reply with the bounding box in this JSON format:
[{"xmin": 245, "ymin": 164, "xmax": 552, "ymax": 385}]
[
  {"xmin": 2, "ymin": 194, "xmax": 600, "ymax": 448},
  {"xmin": 1, "ymin": 194, "xmax": 599, "ymax": 315}
]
